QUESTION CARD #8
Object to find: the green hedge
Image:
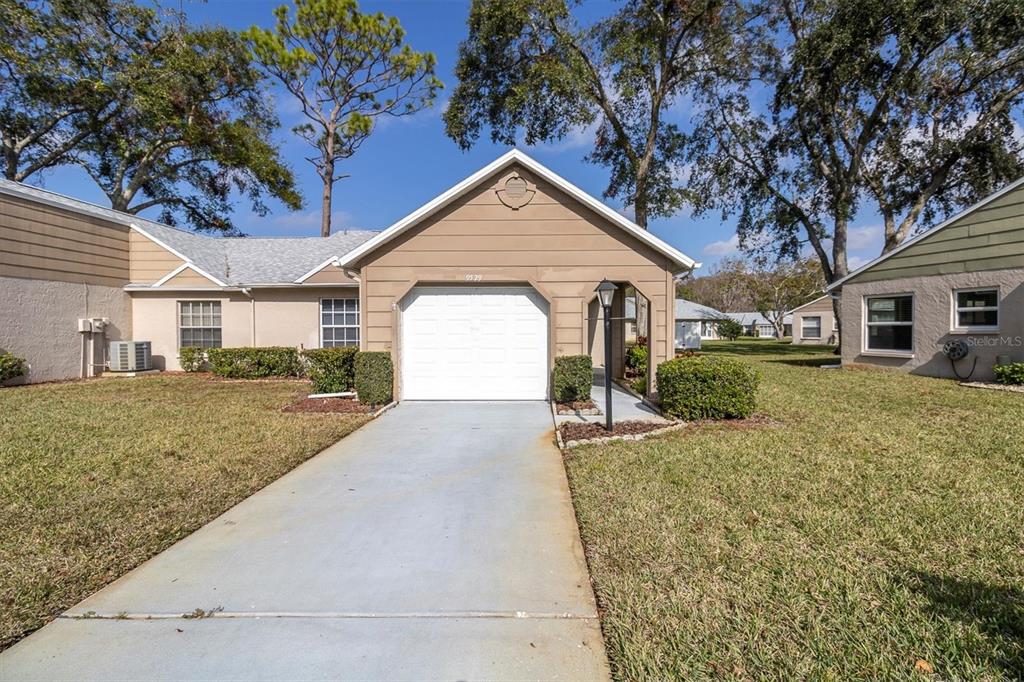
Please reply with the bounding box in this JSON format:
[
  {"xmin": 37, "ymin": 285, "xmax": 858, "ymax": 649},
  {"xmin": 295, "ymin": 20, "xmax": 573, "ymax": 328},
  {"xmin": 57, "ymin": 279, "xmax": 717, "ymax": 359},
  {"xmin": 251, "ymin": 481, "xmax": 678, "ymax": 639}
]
[
  {"xmin": 553, "ymin": 354, "xmax": 593, "ymax": 402},
  {"xmin": 626, "ymin": 344, "xmax": 648, "ymax": 375},
  {"xmin": 715, "ymin": 318, "xmax": 744, "ymax": 341},
  {"xmin": 206, "ymin": 347, "xmax": 303, "ymax": 379},
  {"xmin": 303, "ymin": 346, "xmax": 358, "ymax": 393},
  {"xmin": 178, "ymin": 347, "xmax": 206, "ymax": 372},
  {"xmin": 657, "ymin": 355, "xmax": 759, "ymax": 420},
  {"xmin": 0, "ymin": 351, "xmax": 27, "ymax": 384},
  {"xmin": 994, "ymin": 362, "xmax": 1024, "ymax": 385},
  {"xmin": 355, "ymin": 351, "xmax": 393, "ymax": 405}
]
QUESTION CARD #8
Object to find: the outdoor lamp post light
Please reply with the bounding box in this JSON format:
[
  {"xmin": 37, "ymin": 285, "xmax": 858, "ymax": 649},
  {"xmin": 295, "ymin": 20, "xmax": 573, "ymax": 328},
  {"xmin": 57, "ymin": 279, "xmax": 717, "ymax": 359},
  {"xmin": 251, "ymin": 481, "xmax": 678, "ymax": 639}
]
[{"xmin": 595, "ymin": 279, "xmax": 617, "ymax": 432}]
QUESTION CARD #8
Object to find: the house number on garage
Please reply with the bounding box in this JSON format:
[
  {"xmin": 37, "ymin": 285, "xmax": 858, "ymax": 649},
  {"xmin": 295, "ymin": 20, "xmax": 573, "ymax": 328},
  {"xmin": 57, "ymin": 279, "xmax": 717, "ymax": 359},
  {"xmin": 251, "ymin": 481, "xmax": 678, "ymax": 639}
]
[{"xmin": 464, "ymin": 274, "xmax": 483, "ymax": 282}]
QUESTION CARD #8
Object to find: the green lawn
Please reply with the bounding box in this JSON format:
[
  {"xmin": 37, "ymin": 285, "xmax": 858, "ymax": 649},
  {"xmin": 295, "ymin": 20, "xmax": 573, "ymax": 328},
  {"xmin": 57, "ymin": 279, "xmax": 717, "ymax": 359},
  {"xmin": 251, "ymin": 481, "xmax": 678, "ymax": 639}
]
[
  {"xmin": 565, "ymin": 340, "xmax": 1024, "ymax": 680},
  {"xmin": 0, "ymin": 375, "xmax": 369, "ymax": 650}
]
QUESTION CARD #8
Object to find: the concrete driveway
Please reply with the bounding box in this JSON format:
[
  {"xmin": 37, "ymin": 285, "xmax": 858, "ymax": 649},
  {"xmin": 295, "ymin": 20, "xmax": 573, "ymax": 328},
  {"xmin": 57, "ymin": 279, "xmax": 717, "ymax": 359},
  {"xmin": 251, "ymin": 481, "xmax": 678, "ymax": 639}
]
[{"xmin": 1, "ymin": 402, "xmax": 609, "ymax": 681}]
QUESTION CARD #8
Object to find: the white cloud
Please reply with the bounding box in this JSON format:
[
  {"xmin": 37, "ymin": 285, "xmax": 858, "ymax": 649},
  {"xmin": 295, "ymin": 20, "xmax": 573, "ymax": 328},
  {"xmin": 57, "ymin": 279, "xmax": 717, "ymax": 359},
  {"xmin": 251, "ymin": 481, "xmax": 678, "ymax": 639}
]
[
  {"xmin": 521, "ymin": 119, "xmax": 600, "ymax": 153},
  {"xmin": 248, "ymin": 209, "xmax": 359, "ymax": 235},
  {"xmin": 847, "ymin": 224, "xmax": 882, "ymax": 250},
  {"xmin": 616, "ymin": 204, "xmax": 635, "ymax": 220},
  {"xmin": 702, "ymin": 233, "xmax": 740, "ymax": 257},
  {"xmin": 847, "ymin": 255, "xmax": 871, "ymax": 270}
]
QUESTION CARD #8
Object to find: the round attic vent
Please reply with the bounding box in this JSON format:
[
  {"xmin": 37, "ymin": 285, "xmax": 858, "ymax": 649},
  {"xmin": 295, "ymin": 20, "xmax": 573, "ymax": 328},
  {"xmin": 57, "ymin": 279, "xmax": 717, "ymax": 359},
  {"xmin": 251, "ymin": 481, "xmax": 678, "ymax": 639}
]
[{"xmin": 504, "ymin": 176, "xmax": 528, "ymax": 198}]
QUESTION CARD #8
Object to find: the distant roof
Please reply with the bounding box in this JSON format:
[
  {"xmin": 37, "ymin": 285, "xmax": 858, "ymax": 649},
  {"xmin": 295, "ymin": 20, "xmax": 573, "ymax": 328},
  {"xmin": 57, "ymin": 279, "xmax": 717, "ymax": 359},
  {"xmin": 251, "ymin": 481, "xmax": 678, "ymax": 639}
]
[
  {"xmin": 0, "ymin": 178, "xmax": 378, "ymax": 286},
  {"xmin": 727, "ymin": 311, "xmax": 793, "ymax": 326},
  {"xmin": 675, "ymin": 298, "xmax": 726, "ymax": 320}
]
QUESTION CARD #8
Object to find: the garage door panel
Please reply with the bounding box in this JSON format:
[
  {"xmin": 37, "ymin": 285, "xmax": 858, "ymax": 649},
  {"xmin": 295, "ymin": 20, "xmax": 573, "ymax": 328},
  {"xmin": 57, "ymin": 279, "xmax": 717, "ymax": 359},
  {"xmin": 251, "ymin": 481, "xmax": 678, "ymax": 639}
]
[{"xmin": 401, "ymin": 287, "xmax": 548, "ymax": 400}]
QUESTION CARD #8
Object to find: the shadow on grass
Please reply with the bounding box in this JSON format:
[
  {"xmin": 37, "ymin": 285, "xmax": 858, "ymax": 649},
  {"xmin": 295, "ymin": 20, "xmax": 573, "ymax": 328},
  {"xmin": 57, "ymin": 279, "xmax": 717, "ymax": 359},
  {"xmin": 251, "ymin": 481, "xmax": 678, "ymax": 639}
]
[
  {"xmin": 701, "ymin": 340, "xmax": 838, "ymax": 357},
  {"xmin": 767, "ymin": 357, "xmax": 839, "ymax": 368},
  {"xmin": 905, "ymin": 570, "xmax": 1024, "ymax": 676}
]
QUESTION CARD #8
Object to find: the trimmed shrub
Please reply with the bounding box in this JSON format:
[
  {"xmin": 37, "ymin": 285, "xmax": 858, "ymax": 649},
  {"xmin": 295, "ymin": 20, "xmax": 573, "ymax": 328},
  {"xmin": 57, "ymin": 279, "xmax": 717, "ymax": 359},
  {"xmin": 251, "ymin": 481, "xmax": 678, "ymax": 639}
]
[
  {"xmin": 553, "ymin": 354, "xmax": 593, "ymax": 403},
  {"xmin": 355, "ymin": 351, "xmax": 393, "ymax": 405},
  {"xmin": 0, "ymin": 351, "xmax": 27, "ymax": 384},
  {"xmin": 178, "ymin": 347, "xmax": 206, "ymax": 372},
  {"xmin": 715, "ymin": 318, "xmax": 744, "ymax": 341},
  {"xmin": 303, "ymin": 346, "xmax": 358, "ymax": 394},
  {"xmin": 657, "ymin": 355, "xmax": 759, "ymax": 420},
  {"xmin": 994, "ymin": 362, "xmax": 1024, "ymax": 385},
  {"xmin": 626, "ymin": 344, "xmax": 648, "ymax": 376},
  {"xmin": 206, "ymin": 347, "xmax": 302, "ymax": 379}
]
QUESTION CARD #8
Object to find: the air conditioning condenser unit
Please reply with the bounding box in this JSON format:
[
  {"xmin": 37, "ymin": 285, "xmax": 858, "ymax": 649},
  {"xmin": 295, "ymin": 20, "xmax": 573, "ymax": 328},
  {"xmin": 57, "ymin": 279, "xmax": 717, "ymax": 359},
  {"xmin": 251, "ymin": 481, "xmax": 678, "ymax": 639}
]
[{"xmin": 108, "ymin": 341, "xmax": 152, "ymax": 372}]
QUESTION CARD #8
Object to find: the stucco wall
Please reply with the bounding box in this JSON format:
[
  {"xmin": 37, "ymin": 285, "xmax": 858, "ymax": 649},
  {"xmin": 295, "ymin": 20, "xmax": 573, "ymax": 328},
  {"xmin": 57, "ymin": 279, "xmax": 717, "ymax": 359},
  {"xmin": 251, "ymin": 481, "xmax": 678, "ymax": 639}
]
[
  {"xmin": 840, "ymin": 268, "xmax": 1024, "ymax": 380},
  {"xmin": 0, "ymin": 275, "xmax": 131, "ymax": 383},
  {"xmin": 130, "ymin": 287, "xmax": 358, "ymax": 371}
]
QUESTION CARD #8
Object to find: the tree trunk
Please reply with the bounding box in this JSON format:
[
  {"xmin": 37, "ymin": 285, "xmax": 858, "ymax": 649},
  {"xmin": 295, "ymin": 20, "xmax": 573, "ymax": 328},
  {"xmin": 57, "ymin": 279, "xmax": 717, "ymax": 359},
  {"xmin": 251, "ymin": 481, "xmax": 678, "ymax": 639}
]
[
  {"xmin": 633, "ymin": 178, "xmax": 648, "ymax": 228},
  {"xmin": 320, "ymin": 158, "xmax": 334, "ymax": 238}
]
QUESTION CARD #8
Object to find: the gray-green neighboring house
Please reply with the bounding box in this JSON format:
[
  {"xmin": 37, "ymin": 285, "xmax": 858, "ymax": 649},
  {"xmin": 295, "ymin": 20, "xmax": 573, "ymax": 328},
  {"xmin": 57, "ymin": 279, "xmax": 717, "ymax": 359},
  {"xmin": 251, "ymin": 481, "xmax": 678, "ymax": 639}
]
[{"xmin": 828, "ymin": 178, "xmax": 1024, "ymax": 381}]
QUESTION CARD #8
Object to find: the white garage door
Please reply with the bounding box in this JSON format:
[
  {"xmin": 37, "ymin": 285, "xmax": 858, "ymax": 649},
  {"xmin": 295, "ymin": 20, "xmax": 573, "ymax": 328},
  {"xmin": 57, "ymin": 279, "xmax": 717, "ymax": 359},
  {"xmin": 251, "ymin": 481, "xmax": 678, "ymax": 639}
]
[{"xmin": 401, "ymin": 287, "xmax": 548, "ymax": 400}]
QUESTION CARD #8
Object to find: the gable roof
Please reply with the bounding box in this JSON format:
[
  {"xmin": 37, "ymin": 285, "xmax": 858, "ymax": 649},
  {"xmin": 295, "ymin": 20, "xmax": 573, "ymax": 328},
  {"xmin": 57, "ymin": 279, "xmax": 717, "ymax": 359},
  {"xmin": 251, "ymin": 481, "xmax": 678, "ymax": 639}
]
[
  {"xmin": 827, "ymin": 176, "xmax": 1024, "ymax": 290},
  {"xmin": 675, "ymin": 298, "xmax": 726, "ymax": 320},
  {"xmin": 0, "ymin": 178, "xmax": 377, "ymax": 287},
  {"xmin": 787, "ymin": 294, "xmax": 831, "ymax": 314},
  {"xmin": 335, "ymin": 149, "xmax": 700, "ymax": 273}
]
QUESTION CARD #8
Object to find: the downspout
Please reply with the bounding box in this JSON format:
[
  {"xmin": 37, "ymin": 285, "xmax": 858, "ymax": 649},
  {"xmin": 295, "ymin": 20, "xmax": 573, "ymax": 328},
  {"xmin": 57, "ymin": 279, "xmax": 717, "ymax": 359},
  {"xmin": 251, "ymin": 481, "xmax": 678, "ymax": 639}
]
[{"xmin": 242, "ymin": 288, "xmax": 255, "ymax": 346}]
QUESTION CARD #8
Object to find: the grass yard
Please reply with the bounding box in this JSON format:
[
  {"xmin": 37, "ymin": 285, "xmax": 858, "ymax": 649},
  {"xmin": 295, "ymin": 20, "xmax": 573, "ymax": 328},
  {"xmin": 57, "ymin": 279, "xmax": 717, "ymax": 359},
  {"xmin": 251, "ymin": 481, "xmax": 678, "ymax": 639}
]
[
  {"xmin": 0, "ymin": 375, "xmax": 369, "ymax": 650},
  {"xmin": 565, "ymin": 340, "xmax": 1024, "ymax": 680}
]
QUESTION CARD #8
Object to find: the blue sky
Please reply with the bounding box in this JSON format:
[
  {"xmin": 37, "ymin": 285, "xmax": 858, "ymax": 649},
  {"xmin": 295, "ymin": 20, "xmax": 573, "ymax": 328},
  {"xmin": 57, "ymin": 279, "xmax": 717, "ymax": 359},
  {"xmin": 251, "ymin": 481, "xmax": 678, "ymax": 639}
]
[{"xmin": 33, "ymin": 0, "xmax": 889, "ymax": 271}]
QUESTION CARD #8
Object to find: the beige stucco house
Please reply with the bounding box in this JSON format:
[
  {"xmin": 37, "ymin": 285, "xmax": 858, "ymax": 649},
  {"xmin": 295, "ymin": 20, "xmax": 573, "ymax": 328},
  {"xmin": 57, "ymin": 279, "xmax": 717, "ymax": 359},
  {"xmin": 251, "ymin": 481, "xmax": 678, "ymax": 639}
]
[
  {"xmin": 789, "ymin": 295, "xmax": 838, "ymax": 345},
  {"xmin": 829, "ymin": 178, "xmax": 1024, "ymax": 380},
  {"xmin": 1, "ymin": 150, "xmax": 700, "ymax": 398}
]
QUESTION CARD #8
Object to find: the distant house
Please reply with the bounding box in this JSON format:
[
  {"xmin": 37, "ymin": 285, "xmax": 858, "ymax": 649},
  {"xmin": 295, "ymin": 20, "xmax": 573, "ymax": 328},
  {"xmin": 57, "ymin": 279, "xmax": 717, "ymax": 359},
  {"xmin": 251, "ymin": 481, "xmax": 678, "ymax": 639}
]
[
  {"xmin": 789, "ymin": 295, "xmax": 838, "ymax": 345},
  {"xmin": 675, "ymin": 298, "xmax": 727, "ymax": 349},
  {"xmin": 828, "ymin": 177, "xmax": 1024, "ymax": 380},
  {"xmin": 726, "ymin": 312, "xmax": 793, "ymax": 338}
]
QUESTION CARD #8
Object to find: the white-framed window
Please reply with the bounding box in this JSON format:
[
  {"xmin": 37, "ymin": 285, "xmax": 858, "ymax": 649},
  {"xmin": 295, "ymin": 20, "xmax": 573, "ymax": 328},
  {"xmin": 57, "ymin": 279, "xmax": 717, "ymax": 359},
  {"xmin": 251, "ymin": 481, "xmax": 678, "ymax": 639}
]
[
  {"xmin": 864, "ymin": 295, "xmax": 913, "ymax": 353},
  {"xmin": 952, "ymin": 288, "xmax": 999, "ymax": 332},
  {"xmin": 801, "ymin": 315, "xmax": 822, "ymax": 339},
  {"xmin": 179, "ymin": 301, "xmax": 222, "ymax": 349},
  {"xmin": 321, "ymin": 298, "xmax": 359, "ymax": 347}
]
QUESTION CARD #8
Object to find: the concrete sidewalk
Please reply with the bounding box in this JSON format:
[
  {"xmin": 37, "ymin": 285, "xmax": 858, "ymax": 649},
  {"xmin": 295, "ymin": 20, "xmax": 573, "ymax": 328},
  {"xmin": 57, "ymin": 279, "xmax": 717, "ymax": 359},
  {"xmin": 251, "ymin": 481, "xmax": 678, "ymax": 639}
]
[{"xmin": 1, "ymin": 402, "xmax": 609, "ymax": 681}]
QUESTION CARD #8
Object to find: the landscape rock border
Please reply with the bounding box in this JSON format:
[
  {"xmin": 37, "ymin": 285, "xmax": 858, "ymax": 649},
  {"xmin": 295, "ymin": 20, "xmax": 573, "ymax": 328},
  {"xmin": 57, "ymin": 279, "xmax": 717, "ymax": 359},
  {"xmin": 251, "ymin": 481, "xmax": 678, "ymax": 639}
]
[
  {"xmin": 557, "ymin": 421, "xmax": 686, "ymax": 450},
  {"xmin": 959, "ymin": 381, "xmax": 1024, "ymax": 394}
]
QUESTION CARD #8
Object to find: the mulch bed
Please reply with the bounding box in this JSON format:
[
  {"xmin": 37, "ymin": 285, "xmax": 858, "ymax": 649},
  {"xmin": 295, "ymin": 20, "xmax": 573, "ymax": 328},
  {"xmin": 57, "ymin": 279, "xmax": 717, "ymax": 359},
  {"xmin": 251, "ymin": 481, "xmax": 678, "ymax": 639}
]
[
  {"xmin": 556, "ymin": 399, "xmax": 600, "ymax": 414},
  {"xmin": 559, "ymin": 420, "xmax": 668, "ymax": 441},
  {"xmin": 282, "ymin": 397, "xmax": 372, "ymax": 414}
]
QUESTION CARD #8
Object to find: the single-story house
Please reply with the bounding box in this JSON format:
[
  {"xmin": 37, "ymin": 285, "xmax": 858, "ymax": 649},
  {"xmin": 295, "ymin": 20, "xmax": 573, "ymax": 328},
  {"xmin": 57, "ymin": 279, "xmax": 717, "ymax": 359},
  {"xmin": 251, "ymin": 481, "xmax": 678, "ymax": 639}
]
[
  {"xmin": 789, "ymin": 295, "xmax": 838, "ymax": 345},
  {"xmin": 675, "ymin": 298, "xmax": 727, "ymax": 348},
  {"xmin": 828, "ymin": 177, "xmax": 1024, "ymax": 380},
  {"xmin": 0, "ymin": 150, "xmax": 702, "ymax": 398},
  {"xmin": 726, "ymin": 312, "xmax": 793, "ymax": 338}
]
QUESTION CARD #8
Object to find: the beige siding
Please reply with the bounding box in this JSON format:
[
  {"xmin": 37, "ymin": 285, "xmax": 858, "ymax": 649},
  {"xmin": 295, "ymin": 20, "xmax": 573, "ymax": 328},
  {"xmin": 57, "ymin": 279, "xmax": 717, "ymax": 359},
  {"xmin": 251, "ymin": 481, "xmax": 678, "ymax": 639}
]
[
  {"xmin": 160, "ymin": 267, "xmax": 220, "ymax": 287},
  {"xmin": 131, "ymin": 287, "xmax": 358, "ymax": 371},
  {"xmin": 129, "ymin": 230, "xmax": 184, "ymax": 283},
  {"xmin": 303, "ymin": 265, "xmax": 359, "ymax": 285},
  {"xmin": 0, "ymin": 192, "xmax": 130, "ymax": 287},
  {"xmin": 792, "ymin": 295, "xmax": 838, "ymax": 345},
  {"xmin": 847, "ymin": 184, "xmax": 1024, "ymax": 284},
  {"xmin": 356, "ymin": 165, "xmax": 675, "ymax": 397}
]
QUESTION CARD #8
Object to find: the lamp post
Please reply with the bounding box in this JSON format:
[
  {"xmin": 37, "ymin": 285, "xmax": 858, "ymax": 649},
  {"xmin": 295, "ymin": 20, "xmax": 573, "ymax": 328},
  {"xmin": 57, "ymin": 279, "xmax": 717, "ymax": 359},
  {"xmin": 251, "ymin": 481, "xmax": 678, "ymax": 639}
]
[{"xmin": 595, "ymin": 279, "xmax": 617, "ymax": 432}]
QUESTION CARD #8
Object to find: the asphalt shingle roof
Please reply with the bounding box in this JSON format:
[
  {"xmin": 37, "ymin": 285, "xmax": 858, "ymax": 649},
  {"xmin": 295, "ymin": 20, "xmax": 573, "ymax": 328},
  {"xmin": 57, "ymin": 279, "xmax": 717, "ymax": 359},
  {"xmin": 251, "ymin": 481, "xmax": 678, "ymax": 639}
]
[
  {"xmin": 0, "ymin": 179, "xmax": 379, "ymax": 285},
  {"xmin": 675, "ymin": 298, "xmax": 726, "ymax": 320}
]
